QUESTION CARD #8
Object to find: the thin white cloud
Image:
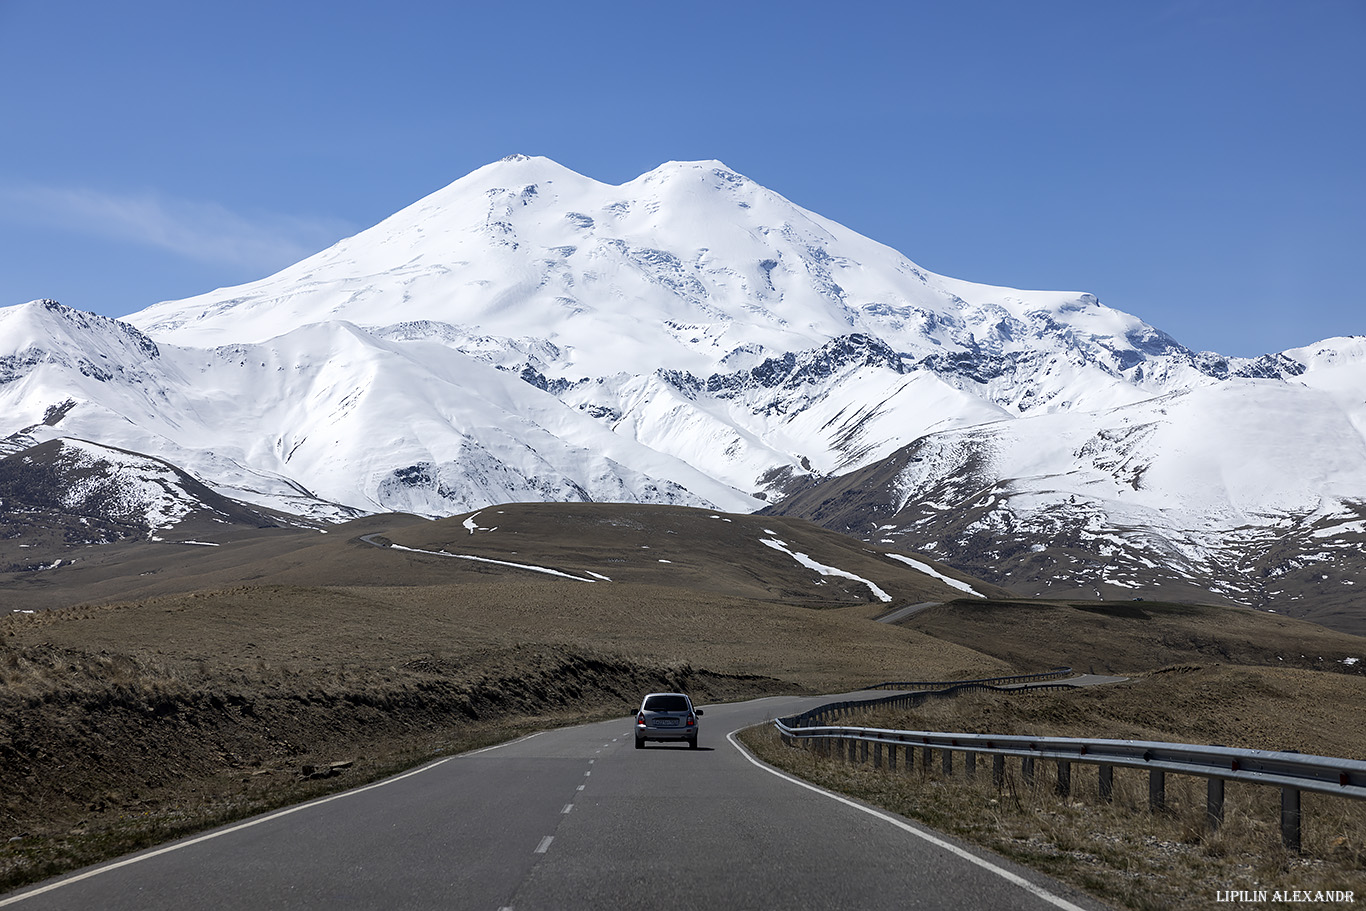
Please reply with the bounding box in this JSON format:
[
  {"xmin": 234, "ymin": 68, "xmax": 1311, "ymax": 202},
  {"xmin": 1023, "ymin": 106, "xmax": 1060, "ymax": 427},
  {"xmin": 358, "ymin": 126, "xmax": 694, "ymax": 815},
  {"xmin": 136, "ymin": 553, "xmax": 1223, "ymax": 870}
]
[{"xmin": 1, "ymin": 184, "xmax": 355, "ymax": 271}]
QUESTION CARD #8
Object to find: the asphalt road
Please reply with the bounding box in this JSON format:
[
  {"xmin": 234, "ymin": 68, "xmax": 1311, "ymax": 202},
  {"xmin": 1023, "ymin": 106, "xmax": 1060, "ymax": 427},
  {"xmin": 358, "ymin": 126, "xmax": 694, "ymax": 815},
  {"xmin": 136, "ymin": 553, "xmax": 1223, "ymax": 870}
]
[{"xmin": 3, "ymin": 692, "xmax": 1107, "ymax": 911}]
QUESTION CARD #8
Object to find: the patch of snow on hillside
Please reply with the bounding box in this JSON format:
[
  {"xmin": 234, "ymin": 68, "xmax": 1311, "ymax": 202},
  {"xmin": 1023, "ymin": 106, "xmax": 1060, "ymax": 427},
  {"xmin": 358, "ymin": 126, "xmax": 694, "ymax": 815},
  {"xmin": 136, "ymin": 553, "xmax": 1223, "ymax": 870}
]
[
  {"xmin": 1313, "ymin": 520, "xmax": 1366, "ymax": 539},
  {"xmin": 387, "ymin": 543, "xmax": 599, "ymax": 582},
  {"xmin": 884, "ymin": 553, "xmax": 985, "ymax": 598},
  {"xmin": 462, "ymin": 512, "xmax": 497, "ymax": 534},
  {"xmin": 760, "ymin": 537, "xmax": 892, "ymax": 602}
]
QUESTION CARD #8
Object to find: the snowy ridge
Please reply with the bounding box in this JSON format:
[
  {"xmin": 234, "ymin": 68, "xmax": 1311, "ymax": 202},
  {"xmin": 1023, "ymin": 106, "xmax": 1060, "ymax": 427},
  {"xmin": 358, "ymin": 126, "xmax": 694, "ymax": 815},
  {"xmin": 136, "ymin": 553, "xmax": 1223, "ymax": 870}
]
[
  {"xmin": 0, "ymin": 437, "xmax": 276, "ymax": 537},
  {"xmin": 0, "ymin": 300, "xmax": 753, "ymax": 518},
  {"xmin": 46, "ymin": 439, "xmax": 197, "ymax": 531}
]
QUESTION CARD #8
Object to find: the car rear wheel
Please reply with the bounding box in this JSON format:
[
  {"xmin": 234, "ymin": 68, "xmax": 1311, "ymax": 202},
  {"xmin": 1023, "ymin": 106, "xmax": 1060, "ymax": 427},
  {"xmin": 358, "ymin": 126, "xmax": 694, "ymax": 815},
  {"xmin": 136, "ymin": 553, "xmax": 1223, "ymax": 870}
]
[
  {"xmin": 688, "ymin": 736, "xmax": 698, "ymax": 750},
  {"xmin": 635, "ymin": 736, "xmax": 644, "ymax": 749}
]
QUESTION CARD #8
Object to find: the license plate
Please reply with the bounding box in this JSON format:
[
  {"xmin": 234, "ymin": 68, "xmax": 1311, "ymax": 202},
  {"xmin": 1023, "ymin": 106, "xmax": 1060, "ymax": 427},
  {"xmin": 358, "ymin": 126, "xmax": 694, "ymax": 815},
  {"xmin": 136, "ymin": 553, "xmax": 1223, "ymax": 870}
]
[{"xmin": 654, "ymin": 718, "xmax": 679, "ymax": 727}]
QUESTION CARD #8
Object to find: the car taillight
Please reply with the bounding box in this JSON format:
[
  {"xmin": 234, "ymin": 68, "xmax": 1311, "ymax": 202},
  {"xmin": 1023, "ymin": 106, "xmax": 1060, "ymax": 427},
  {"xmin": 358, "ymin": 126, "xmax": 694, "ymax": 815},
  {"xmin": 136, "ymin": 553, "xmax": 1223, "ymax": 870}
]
[
  {"xmin": 637, "ymin": 713, "xmax": 646, "ymax": 726},
  {"xmin": 686, "ymin": 714, "xmax": 696, "ymax": 726}
]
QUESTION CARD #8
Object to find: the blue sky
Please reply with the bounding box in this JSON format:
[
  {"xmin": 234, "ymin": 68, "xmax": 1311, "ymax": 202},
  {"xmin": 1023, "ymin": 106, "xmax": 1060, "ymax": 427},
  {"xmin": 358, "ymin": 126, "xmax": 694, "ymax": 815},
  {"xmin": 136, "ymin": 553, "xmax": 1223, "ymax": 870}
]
[{"xmin": 2, "ymin": 0, "xmax": 1361, "ymax": 357}]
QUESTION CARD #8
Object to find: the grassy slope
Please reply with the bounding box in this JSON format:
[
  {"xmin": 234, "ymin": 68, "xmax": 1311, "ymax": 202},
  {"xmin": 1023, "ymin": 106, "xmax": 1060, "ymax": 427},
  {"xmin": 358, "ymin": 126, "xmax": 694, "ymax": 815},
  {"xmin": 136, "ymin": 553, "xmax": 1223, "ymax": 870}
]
[{"xmin": 903, "ymin": 598, "xmax": 1366, "ymax": 677}]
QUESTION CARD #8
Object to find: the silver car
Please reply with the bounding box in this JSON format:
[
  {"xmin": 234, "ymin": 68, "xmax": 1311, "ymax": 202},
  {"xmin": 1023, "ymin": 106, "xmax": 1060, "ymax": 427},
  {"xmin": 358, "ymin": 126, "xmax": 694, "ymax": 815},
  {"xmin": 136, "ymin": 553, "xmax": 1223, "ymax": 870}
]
[{"xmin": 634, "ymin": 692, "xmax": 703, "ymax": 749}]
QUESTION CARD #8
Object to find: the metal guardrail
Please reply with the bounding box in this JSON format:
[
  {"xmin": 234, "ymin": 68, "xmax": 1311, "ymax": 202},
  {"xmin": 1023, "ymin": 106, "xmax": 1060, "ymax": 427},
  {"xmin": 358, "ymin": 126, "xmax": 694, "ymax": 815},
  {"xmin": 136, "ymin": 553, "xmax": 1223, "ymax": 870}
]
[
  {"xmin": 774, "ymin": 688, "xmax": 1366, "ymax": 852},
  {"xmin": 785, "ymin": 675, "xmax": 1077, "ymax": 731},
  {"xmin": 867, "ymin": 667, "xmax": 1072, "ymax": 690}
]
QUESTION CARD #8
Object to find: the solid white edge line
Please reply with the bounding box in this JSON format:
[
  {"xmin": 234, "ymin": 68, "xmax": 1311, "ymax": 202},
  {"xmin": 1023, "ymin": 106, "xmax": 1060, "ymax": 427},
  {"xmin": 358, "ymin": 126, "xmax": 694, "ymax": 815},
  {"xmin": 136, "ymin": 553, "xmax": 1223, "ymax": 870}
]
[
  {"xmin": 463, "ymin": 730, "xmax": 544, "ymax": 757},
  {"xmin": 725, "ymin": 728, "xmax": 1094, "ymax": 911},
  {"xmin": 0, "ymin": 729, "xmax": 550, "ymax": 906}
]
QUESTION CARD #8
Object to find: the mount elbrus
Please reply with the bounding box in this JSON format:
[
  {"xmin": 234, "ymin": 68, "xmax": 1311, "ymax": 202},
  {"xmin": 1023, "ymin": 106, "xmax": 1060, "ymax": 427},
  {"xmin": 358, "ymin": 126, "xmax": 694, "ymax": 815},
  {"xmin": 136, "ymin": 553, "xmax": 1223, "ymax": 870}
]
[{"xmin": 3, "ymin": 155, "xmax": 1363, "ymax": 626}]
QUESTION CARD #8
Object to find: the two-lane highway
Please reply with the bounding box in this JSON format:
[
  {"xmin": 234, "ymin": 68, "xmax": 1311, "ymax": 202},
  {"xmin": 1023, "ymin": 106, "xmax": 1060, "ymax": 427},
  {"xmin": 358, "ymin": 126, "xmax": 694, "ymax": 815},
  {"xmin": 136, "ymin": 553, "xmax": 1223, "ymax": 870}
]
[{"xmin": 3, "ymin": 692, "xmax": 1107, "ymax": 910}]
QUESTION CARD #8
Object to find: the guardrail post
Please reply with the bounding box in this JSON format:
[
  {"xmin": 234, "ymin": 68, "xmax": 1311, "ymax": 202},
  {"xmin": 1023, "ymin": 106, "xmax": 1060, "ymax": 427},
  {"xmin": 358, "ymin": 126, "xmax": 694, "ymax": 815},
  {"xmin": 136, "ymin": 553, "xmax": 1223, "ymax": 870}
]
[
  {"xmin": 888, "ymin": 743, "xmax": 898, "ymax": 771},
  {"xmin": 859, "ymin": 740, "xmax": 869, "ymax": 764},
  {"xmin": 1022, "ymin": 756, "xmax": 1035, "ymax": 786},
  {"xmin": 1207, "ymin": 778, "xmax": 1224, "ymax": 832},
  {"xmin": 942, "ymin": 749, "xmax": 953, "ymax": 776},
  {"xmin": 873, "ymin": 742, "xmax": 883, "ymax": 770},
  {"xmin": 1098, "ymin": 765, "xmax": 1113, "ymax": 802},
  {"xmin": 1056, "ymin": 760, "xmax": 1071, "ymax": 797},
  {"xmin": 992, "ymin": 755, "xmax": 1004, "ymax": 788},
  {"xmin": 1149, "ymin": 769, "xmax": 1166, "ymax": 812},
  {"xmin": 965, "ymin": 751, "xmax": 976, "ymax": 780},
  {"xmin": 922, "ymin": 745, "xmax": 932, "ymax": 773},
  {"xmin": 1281, "ymin": 788, "xmax": 1301, "ymax": 853}
]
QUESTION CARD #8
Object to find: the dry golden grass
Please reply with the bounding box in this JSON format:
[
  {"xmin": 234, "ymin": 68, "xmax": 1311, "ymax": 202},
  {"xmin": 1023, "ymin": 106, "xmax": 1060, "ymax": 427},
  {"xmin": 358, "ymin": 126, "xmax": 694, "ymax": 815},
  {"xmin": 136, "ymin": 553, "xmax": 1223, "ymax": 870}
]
[
  {"xmin": 858, "ymin": 665, "xmax": 1366, "ymax": 760},
  {"xmin": 906, "ymin": 598, "xmax": 1366, "ymax": 677},
  {"xmin": 2, "ymin": 577, "xmax": 1006, "ymax": 691}
]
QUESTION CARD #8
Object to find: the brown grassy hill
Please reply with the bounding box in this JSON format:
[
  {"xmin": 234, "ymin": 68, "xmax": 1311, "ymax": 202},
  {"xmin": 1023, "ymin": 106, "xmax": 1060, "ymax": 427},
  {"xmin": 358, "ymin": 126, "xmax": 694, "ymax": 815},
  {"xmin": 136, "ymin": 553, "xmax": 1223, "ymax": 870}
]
[
  {"xmin": 1, "ymin": 503, "xmax": 1005, "ymax": 612},
  {"xmin": 899, "ymin": 597, "xmax": 1366, "ymax": 677},
  {"xmin": 374, "ymin": 502, "xmax": 1010, "ymax": 604}
]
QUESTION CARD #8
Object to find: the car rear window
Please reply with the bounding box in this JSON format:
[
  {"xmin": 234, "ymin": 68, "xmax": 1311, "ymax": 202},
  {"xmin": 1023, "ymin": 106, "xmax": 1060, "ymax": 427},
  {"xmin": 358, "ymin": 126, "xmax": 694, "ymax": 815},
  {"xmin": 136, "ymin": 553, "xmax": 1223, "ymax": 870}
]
[{"xmin": 643, "ymin": 694, "xmax": 690, "ymax": 712}]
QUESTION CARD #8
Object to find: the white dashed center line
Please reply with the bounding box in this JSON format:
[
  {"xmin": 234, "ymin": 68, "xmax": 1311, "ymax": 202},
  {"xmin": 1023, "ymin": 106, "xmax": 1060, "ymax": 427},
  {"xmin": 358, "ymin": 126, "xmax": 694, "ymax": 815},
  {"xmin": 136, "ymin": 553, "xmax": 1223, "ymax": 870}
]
[{"xmin": 534, "ymin": 836, "xmax": 554, "ymax": 854}]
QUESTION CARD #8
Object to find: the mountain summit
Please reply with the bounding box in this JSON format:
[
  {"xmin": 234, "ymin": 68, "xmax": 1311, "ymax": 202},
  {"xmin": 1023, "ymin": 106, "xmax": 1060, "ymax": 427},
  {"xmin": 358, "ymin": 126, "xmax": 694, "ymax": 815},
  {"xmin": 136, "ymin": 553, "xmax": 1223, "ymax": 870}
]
[
  {"xmin": 128, "ymin": 156, "xmax": 1171, "ymax": 386},
  {"xmin": 3, "ymin": 158, "xmax": 1364, "ymax": 620}
]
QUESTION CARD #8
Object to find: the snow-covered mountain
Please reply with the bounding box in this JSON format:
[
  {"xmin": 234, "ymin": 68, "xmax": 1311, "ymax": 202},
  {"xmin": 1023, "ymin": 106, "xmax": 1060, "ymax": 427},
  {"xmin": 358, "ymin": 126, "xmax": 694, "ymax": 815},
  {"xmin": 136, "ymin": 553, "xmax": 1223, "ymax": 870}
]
[
  {"xmin": 765, "ymin": 337, "xmax": 1366, "ymax": 623},
  {"xmin": 0, "ymin": 298, "xmax": 741, "ymax": 517},
  {"xmin": 3, "ymin": 155, "xmax": 1364, "ymax": 617}
]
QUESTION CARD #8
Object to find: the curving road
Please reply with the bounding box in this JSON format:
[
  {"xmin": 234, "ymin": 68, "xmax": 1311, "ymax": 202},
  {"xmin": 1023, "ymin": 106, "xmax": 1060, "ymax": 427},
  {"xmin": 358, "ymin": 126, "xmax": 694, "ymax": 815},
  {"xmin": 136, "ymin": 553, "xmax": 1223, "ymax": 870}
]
[{"xmin": 2, "ymin": 691, "xmax": 1107, "ymax": 910}]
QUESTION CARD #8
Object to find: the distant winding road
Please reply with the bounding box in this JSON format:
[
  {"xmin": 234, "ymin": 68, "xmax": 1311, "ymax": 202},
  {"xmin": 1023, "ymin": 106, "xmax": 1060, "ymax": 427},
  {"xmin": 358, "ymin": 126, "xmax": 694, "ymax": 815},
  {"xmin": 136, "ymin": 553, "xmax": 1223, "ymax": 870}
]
[{"xmin": 3, "ymin": 690, "xmax": 1108, "ymax": 911}]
